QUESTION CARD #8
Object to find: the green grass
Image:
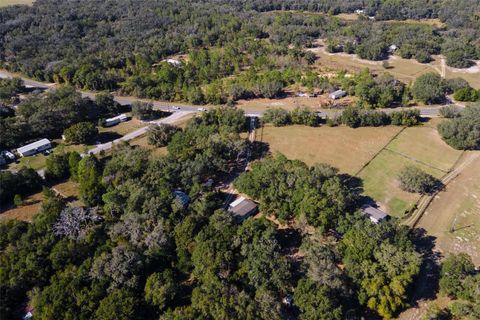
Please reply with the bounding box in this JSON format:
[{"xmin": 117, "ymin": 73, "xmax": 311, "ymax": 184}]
[
  {"xmin": 359, "ymin": 149, "xmax": 445, "ymax": 217},
  {"xmin": 386, "ymin": 124, "xmax": 462, "ymax": 173}
]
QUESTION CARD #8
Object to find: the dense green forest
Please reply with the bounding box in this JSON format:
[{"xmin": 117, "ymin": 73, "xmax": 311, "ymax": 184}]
[
  {"xmin": 0, "ymin": 0, "xmax": 479, "ymax": 104},
  {"xmin": 0, "ymin": 108, "xmax": 424, "ymax": 320}
]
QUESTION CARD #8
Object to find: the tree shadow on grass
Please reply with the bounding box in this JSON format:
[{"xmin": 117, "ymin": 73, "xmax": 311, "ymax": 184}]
[
  {"xmin": 96, "ymin": 131, "xmax": 123, "ymax": 143},
  {"xmin": 250, "ymin": 141, "xmax": 270, "ymax": 161},
  {"xmin": 407, "ymin": 228, "xmax": 441, "ymax": 306}
]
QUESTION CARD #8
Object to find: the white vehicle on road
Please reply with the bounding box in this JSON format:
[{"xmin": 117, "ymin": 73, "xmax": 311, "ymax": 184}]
[
  {"xmin": 197, "ymin": 107, "xmax": 207, "ymax": 112},
  {"xmin": 172, "ymin": 106, "xmax": 181, "ymax": 110}
]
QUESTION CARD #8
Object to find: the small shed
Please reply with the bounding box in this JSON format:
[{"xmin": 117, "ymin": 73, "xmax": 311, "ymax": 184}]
[
  {"xmin": 17, "ymin": 138, "xmax": 52, "ymax": 157},
  {"xmin": 362, "ymin": 205, "xmax": 389, "ymax": 224},
  {"xmin": 329, "ymin": 90, "xmax": 347, "ymax": 100},
  {"xmin": 228, "ymin": 196, "xmax": 258, "ymax": 223},
  {"xmin": 104, "ymin": 114, "xmax": 128, "ymax": 127}
]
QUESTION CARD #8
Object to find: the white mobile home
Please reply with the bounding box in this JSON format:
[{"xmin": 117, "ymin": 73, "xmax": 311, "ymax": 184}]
[
  {"xmin": 17, "ymin": 138, "xmax": 52, "ymax": 157},
  {"xmin": 104, "ymin": 114, "xmax": 128, "ymax": 127}
]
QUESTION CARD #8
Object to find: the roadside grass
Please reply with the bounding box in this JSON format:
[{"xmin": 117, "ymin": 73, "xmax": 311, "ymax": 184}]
[
  {"xmin": 417, "ymin": 153, "xmax": 480, "ymax": 264},
  {"xmin": 259, "ymin": 124, "xmax": 403, "ymax": 175},
  {"xmin": 0, "ymin": 0, "xmax": 33, "ymax": 7},
  {"xmin": 130, "ymin": 135, "xmax": 168, "ymax": 157}
]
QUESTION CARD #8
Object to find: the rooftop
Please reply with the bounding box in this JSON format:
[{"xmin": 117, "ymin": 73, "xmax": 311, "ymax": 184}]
[
  {"xmin": 362, "ymin": 205, "xmax": 389, "ymax": 222},
  {"xmin": 17, "ymin": 138, "xmax": 51, "ymax": 153},
  {"xmin": 106, "ymin": 114, "xmax": 127, "ymax": 122},
  {"xmin": 229, "ymin": 197, "xmax": 257, "ymax": 220}
]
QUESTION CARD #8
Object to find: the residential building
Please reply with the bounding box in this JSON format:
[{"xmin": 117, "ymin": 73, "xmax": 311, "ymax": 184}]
[
  {"xmin": 361, "ymin": 205, "xmax": 389, "ymax": 224},
  {"xmin": 104, "ymin": 114, "xmax": 128, "ymax": 127},
  {"xmin": 17, "ymin": 138, "xmax": 52, "ymax": 157},
  {"xmin": 228, "ymin": 196, "xmax": 258, "ymax": 222}
]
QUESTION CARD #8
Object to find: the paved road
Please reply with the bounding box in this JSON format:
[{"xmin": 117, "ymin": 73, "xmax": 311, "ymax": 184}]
[
  {"xmin": 85, "ymin": 111, "xmax": 193, "ymax": 155},
  {"xmin": 0, "ymin": 69, "xmax": 449, "ymax": 118}
]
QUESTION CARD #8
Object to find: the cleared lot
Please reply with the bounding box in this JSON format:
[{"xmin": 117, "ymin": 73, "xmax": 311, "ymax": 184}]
[
  {"xmin": 311, "ymin": 45, "xmax": 480, "ymax": 89},
  {"xmin": 417, "ymin": 153, "xmax": 480, "ymax": 264},
  {"xmin": 260, "ymin": 124, "xmax": 403, "ymax": 175}
]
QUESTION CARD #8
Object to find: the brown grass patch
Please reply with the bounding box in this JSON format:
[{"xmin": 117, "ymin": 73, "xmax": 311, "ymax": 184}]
[
  {"xmin": 417, "ymin": 152, "xmax": 480, "ymax": 264},
  {"xmin": 0, "ymin": 192, "xmax": 42, "ymax": 222}
]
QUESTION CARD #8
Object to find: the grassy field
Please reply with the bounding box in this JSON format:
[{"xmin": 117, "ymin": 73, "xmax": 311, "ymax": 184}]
[
  {"xmin": 385, "ymin": 119, "xmax": 462, "ymax": 173},
  {"xmin": 0, "ymin": 191, "xmax": 43, "ymax": 222},
  {"xmin": 0, "ymin": 0, "xmax": 33, "ymax": 7},
  {"xmin": 359, "ymin": 150, "xmax": 446, "ymax": 216},
  {"xmin": 260, "ymin": 120, "xmax": 462, "ymax": 217},
  {"xmin": 417, "ymin": 153, "xmax": 480, "ymax": 264},
  {"xmin": 359, "ymin": 121, "xmax": 462, "ymax": 216},
  {"xmin": 259, "ymin": 124, "xmax": 403, "ymax": 175}
]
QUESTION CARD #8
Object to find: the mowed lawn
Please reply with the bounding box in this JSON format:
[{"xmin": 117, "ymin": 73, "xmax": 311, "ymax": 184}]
[
  {"xmin": 260, "ymin": 124, "xmax": 403, "ymax": 175},
  {"xmin": 359, "ymin": 123, "xmax": 462, "ymax": 217},
  {"xmin": 417, "ymin": 153, "xmax": 480, "ymax": 264}
]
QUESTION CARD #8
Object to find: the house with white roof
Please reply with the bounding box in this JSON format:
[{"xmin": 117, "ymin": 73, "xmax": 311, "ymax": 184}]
[{"xmin": 17, "ymin": 139, "xmax": 52, "ymax": 157}]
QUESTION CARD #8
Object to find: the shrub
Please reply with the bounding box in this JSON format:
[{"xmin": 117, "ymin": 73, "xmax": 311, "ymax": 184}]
[
  {"xmin": 398, "ymin": 166, "xmax": 441, "ymax": 194},
  {"xmin": 262, "ymin": 108, "xmax": 291, "ymax": 127},
  {"xmin": 290, "ymin": 107, "xmax": 318, "ymax": 127},
  {"xmin": 147, "ymin": 123, "xmax": 181, "ymax": 147},
  {"xmin": 439, "ymin": 105, "xmax": 461, "ymax": 118},
  {"xmin": 63, "ymin": 122, "xmax": 98, "ymax": 144},
  {"xmin": 341, "ymin": 107, "xmax": 361, "ymax": 128},
  {"xmin": 453, "ymin": 87, "xmax": 479, "ymax": 102},
  {"xmin": 389, "ymin": 109, "xmax": 421, "ymax": 126},
  {"xmin": 446, "ymin": 78, "xmax": 470, "ymax": 92},
  {"xmin": 13, "ymin": 194, "xmax": 23, "ymax": 207}
]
